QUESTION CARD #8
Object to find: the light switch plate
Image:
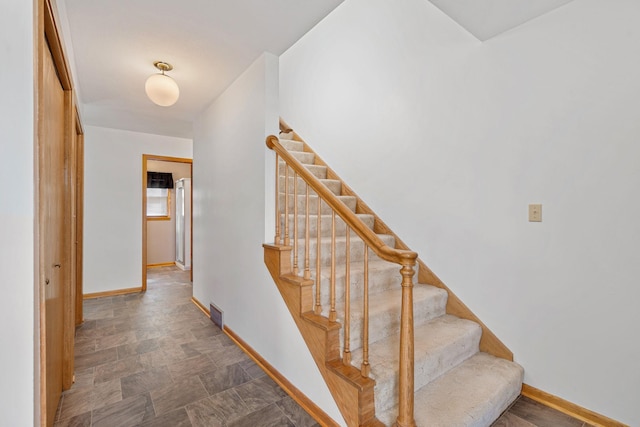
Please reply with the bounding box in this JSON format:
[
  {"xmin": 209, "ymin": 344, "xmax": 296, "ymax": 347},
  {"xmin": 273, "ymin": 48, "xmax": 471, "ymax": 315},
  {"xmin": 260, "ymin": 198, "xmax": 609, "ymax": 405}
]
[{"xmin": 529, "ymin": 204, "xmax": 542, "ymax": 222}]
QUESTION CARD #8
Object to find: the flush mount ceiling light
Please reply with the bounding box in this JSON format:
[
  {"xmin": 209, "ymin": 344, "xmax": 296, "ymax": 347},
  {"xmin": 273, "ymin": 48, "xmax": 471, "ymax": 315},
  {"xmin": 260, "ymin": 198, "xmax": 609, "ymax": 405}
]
[{"xmin": 145, "ymin": 61, "xmax": 179, "ymax": 107}]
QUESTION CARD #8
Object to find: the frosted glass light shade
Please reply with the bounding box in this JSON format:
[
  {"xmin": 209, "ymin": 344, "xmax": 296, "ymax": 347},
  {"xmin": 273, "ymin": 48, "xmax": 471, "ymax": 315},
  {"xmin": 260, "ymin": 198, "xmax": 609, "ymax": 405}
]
[{"xmin": 145, "ymin": 73, "xmax": 179, "ymax": 106}]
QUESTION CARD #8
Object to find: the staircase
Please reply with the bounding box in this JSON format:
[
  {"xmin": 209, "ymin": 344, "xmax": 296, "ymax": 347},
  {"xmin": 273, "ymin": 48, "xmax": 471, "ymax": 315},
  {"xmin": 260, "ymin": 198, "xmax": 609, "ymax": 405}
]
[{"xmin": 263, "ymin": 129, "xmax": 523, "ymax": 427}]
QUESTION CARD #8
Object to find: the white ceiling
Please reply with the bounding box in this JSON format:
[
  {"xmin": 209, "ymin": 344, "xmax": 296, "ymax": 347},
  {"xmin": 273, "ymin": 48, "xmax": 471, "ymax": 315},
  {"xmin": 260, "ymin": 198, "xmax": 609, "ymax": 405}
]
[
  {"xmin": 56, "ymin": 0, "xmax": 575, "ymax": 139},
  {"xmin": 428, "ymin": 0, "xmax": 575, "ymax": 41},
  {"xmin": 56, "ymin": 0, "xmax": 343, "ymax": 138}
]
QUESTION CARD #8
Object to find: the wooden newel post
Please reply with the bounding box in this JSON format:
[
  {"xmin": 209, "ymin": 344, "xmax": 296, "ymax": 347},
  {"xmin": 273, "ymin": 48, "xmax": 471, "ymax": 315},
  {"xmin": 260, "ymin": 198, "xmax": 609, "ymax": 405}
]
[{"xmin": 395, "ymin": 262, "xmax": 417, "ymax": 427}]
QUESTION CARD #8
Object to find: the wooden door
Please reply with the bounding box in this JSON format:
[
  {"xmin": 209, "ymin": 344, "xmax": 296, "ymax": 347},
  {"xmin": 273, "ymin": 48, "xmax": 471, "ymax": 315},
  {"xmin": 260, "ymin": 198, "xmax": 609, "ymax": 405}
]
[
  {"xmin": 37, "ymin": 1, "xmax": 81, "ymax": 424},
  {"xmin": 40, "ymin": 41, "xmax": 67, "ymax": 426}
]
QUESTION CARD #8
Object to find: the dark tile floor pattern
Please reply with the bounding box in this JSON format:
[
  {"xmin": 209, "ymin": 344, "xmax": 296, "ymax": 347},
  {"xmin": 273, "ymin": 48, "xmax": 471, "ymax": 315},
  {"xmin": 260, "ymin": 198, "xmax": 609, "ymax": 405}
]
[
  {"xmin": 492, "ymin": 396, "xmax": 595, "ymax": 427},
  {"xmin": 55, "ymin": 266, "xmax": 319, "ymax": 427},
  {"xmin": 57, "ymin": 266, "xmax": 593, "ymax": 427}
]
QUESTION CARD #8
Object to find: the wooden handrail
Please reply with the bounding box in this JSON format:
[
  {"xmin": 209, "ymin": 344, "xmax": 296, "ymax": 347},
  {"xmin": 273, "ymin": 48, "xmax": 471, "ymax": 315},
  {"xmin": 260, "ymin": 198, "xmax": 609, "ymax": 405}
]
[
  {"xmin": 276, "ymin": 120, "xmax": 516, "ymax": 363},
  {"xmin": 268, "ymin": 134, "xmax": 417, "ymax": 426},
  {"xmin": 266, "ymin": 135, "xmax": 418, "ymax": 268}
]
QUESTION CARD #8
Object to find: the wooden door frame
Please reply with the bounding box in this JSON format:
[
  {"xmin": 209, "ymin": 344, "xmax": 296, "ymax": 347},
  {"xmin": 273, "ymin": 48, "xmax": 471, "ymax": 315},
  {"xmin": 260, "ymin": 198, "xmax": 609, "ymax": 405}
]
[
  {"xmin": 74, "ymin": 111, "xmax": 84, "ymax": 326},
  {"xmin": 36, "ymin": 0, "xmax": 81, "ymax": 424},
  {"xmin": 142, "ymin": 155, "xmax": 193, "ymax": 291}
]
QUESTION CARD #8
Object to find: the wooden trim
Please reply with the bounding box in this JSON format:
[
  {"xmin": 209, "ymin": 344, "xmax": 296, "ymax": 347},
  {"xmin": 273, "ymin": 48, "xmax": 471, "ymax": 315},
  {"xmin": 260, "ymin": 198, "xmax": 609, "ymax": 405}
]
[
  {"xmin": 75, "ymin": 129, "xmax": 84, "ymax": 326},
  {"xmin": 36, "ymin": 0, "xmax": 46, "ymax": 420},
  {"xmin": 267, "ymin": 136, "xmax": 417, "ymax": 268},
  {"xmin": 75, "ymin": 107, "xmax": 84, "ymax": 135},
  {"xmin": 147, "ymin": 186, "xmax": 171, "ymax": 220},
  {"xmin": 417, "ymin": 264, "xmax": 512, "ymax": 360},
  {"xmin": 279, "ymin": 118, "xmax": 304, "ymax": 142},
  {"xmin": 276, "ymin": 119, "xmax": 513, "ymax": 362},
  {"xmin": 191, "ymin": 296, "xmax": 210, "ymax": 316},
  {"xmin": 62, "ymin": 88, "xmax": 76, "ymax": 391},
  {"xmin": 190, "ymin": 296, "xmax": 340, "ymax": 426},
  {"xmin": 43, "ymin": 0, "xmax": 72, "ymax": 90},
  {"xmin": 144, "ymin": 155, "xmax": 193, "ymax": 164},
  {"xmin": 147, "ymin": 262, "xmax": 177, "ymax": 268},
  {"xmin": 83, "ymin": 287, "xmax": 142, "ymax": 300},
  {"xmin": 142, "ymin": 154, "xmax": 192, "ymax": 292},
  {"xmin": 521, "ymin": 384, "xmax": 628, "ymax": 427},
  {"xmin": 36, "ymin": 1, "xmax": 46, "ymax": 422},
  {"xmin": 263, "ymin": 245, "xmax": 380, "ymax": 426},
  {"xmin": 190, "ymin": 173, "xmax": 193, "ymax": 283},
  {"xmin": 325, "ymin": 167, "xmax": 512, "ymax": 359},
  {"xmin": 224, "ymin": 326, "xmax": 340, "ymax": 427},
  {"xmin": 142, "ymin": 157, "xmax": 147, "ymax": 291},
  {"xmin": 37, "ymin": 0, "xmax": 81, "ymax": 423}
]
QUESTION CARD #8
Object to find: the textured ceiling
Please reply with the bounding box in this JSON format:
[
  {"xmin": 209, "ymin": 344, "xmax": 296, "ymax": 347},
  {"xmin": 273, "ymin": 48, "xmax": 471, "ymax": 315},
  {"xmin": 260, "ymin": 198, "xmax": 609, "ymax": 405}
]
[
  {"xmin": 428, "ymin": 0, "xmax": 575, "ymax": 41},
  {"xmin": 55, "ymin": 0, "xmax": 343, "ymax": 138}
]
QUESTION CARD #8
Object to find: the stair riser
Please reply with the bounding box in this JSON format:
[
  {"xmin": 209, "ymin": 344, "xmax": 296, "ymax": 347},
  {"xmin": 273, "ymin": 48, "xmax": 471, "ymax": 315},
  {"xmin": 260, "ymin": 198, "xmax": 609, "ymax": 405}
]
[
  {"xmin": 278, "ymin": 194, "xmax": 357, "ymax": 214},
  {"xmin": 285, "ymin": 150, "xmax": 314, "ymax": 164},
  {"xmin": 314, "ymin": 262, "xmax": 409, "ymax": 303},
  {"xmin": 278, "ymin": 176, "xmax": 341, "ymax": 195},
  {"xmin": 280, "ymin": 214, "xmax": 374, "ymax": 238},
  {"xmin": 279, "ymin": 162, "xmax": 328, "ymax": 180},
  {"xmin": 280, "ymin": 151, "xmax": 316, "ymax": 165},
  {"xmin": 377, "ymin": 354, "xmax": 524, "ymax": 427},
  {"xmin": 291, "ymin": 234, "xmax": 396, "ymax": 268},
  {"xmin": 270, "ymin": 138, "xmax": 525, "ymax": 427},
  {"xmin": 279, "ymin": 139, "xmax": 304, "ymax": 151},
  {"xmin": 314, "ymin": 260, "xmax": 422, "ymax": 304},
  {"xmin": 374, "ymin": 322, "xmax": 482, "ymax": 414},
  {"xmin": 334, "ymin": 289, "xmax": 448, "ymax": 353}
]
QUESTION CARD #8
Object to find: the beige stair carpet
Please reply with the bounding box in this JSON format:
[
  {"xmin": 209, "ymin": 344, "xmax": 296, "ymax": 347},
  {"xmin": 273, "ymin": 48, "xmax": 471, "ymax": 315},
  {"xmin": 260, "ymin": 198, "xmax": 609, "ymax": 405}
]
[{"xmin": 277, "ymin": 138, "xmax": 523, "ymax": 427}]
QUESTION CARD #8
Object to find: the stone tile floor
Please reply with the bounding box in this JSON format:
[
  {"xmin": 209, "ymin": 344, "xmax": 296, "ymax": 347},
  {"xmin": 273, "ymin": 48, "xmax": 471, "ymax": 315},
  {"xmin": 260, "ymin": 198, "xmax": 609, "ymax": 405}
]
[
  {"xmin": 492, "ymin": 396, "xmax": 595, "ymax": 427},
  {"xmin": 55, "ymin": 266, "xmax": 319, "ymax": 427},
  {"xmin": 56, "ymin": 266, "xmax": 594, "ymax": 427}
]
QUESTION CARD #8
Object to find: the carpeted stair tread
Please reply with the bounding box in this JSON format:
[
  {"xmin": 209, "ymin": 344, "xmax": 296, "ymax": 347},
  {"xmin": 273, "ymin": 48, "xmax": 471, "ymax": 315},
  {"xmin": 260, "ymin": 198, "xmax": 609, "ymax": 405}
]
[
  {"xmin": 279, "ymin": 176, "xmax": 342, "ymax": 195},
  {"xmin": 282, "ymin": 213, "xmax": 374, "ymax": 238},
  {"xmin": 279, "ymin": 139, "xmax": 304, "ymax": 151},
  {"xmin": 279, "ymin": 193, "xmax": 357, "ymax": 214},
  {"xmin": 285, "ymin": 150, "xmax": 315, "ymax": 164},
  {"xmin": 332, "ymin": 285, "xmax": 448, "ymax": 352},
  {"xmin": 273, "ymin": 134, "xmax": 524, "ymax": 426},
  {"xmin": 351, "ymin": 315, "xmax": 482, "ymax": 414},
  {"xmin": 295, "ymin": 233, "xmax": 396, "ymax": 267},
  {"xmin": 377, "ymin": 353, "xmax": 524, "ymax": 427},
  {"xmin": 314, "ymin": 258, "xmax": 415, "ymax": 304},
  {"xmin": 279, "ymin": 162, "xmax": 327, "ymax": 179}
]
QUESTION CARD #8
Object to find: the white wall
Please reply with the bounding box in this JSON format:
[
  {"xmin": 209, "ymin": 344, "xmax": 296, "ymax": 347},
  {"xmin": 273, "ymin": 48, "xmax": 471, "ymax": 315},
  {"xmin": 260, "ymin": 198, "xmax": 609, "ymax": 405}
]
[
  {"xmin": 0, "ymin": 1, "xmax": 35, "ymax": 424},
  {"xmin": 84, "ymin": 126, "xmax": 192, "ymax": 294},
  {"xmin": 192, "ymin": 53, "xmax": 343, "ymax": 424},
  {"xmin": 280, "ymin": 0, "xmax": 640, "ymax": 424}
]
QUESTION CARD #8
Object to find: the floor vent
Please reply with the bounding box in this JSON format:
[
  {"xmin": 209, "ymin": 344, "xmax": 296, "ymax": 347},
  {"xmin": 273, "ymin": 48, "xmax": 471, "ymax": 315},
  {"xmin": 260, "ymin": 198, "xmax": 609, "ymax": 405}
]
[{"xmin": 209, "ymin": 303, "xmax": 223, "ymax": 329}]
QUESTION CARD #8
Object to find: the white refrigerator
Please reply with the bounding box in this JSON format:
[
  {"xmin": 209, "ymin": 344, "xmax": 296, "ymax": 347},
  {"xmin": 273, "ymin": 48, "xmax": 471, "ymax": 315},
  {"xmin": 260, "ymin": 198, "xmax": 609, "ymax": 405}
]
[{"xmin": 175, "ymin": 178, "xmax": 191, "ymax": 270}]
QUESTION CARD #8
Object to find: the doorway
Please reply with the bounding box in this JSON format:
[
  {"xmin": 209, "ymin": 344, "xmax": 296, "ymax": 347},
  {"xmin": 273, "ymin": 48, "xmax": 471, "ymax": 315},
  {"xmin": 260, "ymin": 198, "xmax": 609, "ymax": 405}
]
[{"xmin": 142, "ymin": 155, "xmax": 193, "ymax": 290}]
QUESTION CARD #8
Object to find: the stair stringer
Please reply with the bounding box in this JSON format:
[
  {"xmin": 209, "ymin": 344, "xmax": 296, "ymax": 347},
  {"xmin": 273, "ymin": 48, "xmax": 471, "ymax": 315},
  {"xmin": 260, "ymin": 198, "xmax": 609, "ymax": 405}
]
[
  {"xmin": 280, "ymin": 119, "xmax": 513, "ymax": 362},
  {"xmin": 263, "ymin": 243, "xmax": 384, "ymax": 427}
]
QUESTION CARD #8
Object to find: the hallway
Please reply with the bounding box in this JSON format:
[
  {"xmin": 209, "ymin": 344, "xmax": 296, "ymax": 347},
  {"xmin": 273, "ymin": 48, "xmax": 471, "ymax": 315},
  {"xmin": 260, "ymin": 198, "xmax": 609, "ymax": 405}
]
[
  {"xmin": 55, "ymin": 266, "xmax": 318, "ymax": 426},
  {"xmin": 54, "ymin": 266, "xmax": 594, "ymax": 427}
]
